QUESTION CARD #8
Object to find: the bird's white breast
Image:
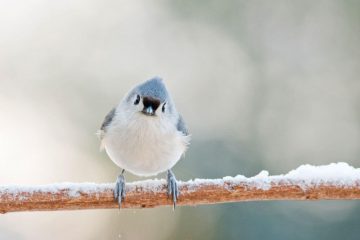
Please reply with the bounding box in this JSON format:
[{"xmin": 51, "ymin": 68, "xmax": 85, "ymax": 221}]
[{"xmin": 103, "ymin": 113, "xmax": 189, "ymax": 177}]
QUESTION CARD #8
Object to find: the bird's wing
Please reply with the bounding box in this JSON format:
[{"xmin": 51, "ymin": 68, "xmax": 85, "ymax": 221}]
[
  {"xmin": 97, "ymin": 107, "xmax": 116, "ymax": 145},
  {"xmin": 176, "ymin": 114, "xmax": 189, "ymax": 136}
]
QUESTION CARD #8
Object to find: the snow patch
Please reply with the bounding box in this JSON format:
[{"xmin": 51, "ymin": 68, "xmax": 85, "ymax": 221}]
[
  {"xmin": 181, "ymin": 162, "xmax": 360, "ymax": 191},
  {"xmin": 1, "ymin": 162, "xmax": 359, "ymax": 198}
]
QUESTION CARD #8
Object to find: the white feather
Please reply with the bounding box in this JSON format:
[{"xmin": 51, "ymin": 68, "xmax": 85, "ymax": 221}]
[{"xmin": 102, "ymin": 103, "xmax": 190, "ymax": 177}]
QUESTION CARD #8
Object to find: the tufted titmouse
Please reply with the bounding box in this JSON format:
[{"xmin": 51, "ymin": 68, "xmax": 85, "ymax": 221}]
[{"xmin": 98, "ymin": 77, "xmax": 190, "ymax": 208}]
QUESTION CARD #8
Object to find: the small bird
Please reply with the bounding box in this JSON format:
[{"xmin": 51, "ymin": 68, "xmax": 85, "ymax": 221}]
[{"xmin": 98, "ymin": 77, "xmax": 190, "ymax": 208}]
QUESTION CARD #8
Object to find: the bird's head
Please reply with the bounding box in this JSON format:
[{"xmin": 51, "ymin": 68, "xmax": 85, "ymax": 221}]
[{"xmin": 123, "ymin": 77, "xmax": 176, "ymax": 119}]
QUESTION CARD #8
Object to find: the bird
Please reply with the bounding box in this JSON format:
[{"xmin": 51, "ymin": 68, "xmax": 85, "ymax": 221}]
[{"xmin": 98, "ymin": 77, "xmax": 190, "ymax": 209}]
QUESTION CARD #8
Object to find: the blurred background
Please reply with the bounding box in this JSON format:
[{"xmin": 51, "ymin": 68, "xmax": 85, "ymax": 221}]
[{"xmin": 0, "ymin": 0, "xmax": 360, "ymax": 239}]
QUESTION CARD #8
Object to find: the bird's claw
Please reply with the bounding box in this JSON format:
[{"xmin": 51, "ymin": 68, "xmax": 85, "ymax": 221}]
[
  {"xmin": 167, "ymin": 170, "xmax": 179, "ymax": 209},
  {"xmin": 114, "ymin": 171, "xmax": 126, "ymax": 208}
]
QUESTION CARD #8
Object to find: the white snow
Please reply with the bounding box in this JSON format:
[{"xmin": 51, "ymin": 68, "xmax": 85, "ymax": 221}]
[
  {"xmin": 0, "ymin": 182, "xmax": 114, "ymax": 198},
  {"xmin": 181, "ymin": 162, "xmax": 360, "ymax": 191},
  {"xmin": 1, "ymin": 162, "xmax": 360, "ymax": 199},
  {"xmin": 273, "ymin": 162, "xmax": 360, "ymax": 189}
]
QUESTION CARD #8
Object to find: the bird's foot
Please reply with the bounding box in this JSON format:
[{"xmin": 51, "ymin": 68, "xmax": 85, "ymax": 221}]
[
  {"xmin": 114, "ymin": 169, "xmax": 126, "ymax": 208},
  {"xmin": 167, "ymin": 169, "xmax": 179, "ymax": 209}
]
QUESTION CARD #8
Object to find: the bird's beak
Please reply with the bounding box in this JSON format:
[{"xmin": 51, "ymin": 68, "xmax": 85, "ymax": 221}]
[{"xmin": 144, "ymin": 106, "xmax": 154, "ymax": 115}]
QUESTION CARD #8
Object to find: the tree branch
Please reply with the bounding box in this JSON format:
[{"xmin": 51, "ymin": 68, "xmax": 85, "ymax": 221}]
[{"xmin": 1, "ymin": 163, "xmax": 360, "ymax": 214}]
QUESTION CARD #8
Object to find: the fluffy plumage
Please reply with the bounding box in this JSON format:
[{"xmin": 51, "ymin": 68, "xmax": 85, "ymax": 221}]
[{"xmin": 99, "ymin": 77, "xmax": 190, "ymax": 176}]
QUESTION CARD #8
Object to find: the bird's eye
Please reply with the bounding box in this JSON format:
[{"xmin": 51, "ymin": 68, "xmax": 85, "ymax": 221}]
[
  {"xmin": 162, "ymin": 103, "xmax": 166, "ymax": 112},
  {"xmin": 134, "ymin": 95, "xmax": 140, "ymax": 105}
]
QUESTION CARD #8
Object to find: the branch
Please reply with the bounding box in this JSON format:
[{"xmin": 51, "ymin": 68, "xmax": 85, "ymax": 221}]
[{"xmin": 1, "ymin": 162, "xmax": 360, "ymax": 213}]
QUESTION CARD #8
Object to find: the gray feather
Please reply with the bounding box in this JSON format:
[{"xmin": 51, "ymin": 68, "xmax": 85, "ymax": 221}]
[
  {"xmin": 177, "ymin": 114, "xmax": 189, "ymax": 136},
  {"xmin": 100, "ymin": 107, "xmax": 116, "ymax": 132},
  {"xmin": 97, "ymin": 107, "xmax": 116, "ymax": 148},
  {"xmin": 126, "ymin": 77, "xmax": 169, "ymax": 103},
  {"xmin": 137, "ymin": 77, "xmax": 168, "ymax": 102}
]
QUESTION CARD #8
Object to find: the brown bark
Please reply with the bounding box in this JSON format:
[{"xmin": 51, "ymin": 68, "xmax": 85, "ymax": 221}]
[{"xmin": 1, "ymin": 179, "xmax": 360, "ymax": 214}]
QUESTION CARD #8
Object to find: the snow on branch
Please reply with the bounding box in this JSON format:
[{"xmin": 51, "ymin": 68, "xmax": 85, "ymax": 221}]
[{"xmin": 1, "ymin": 162, "xmax": 360, "ymax": 213}]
